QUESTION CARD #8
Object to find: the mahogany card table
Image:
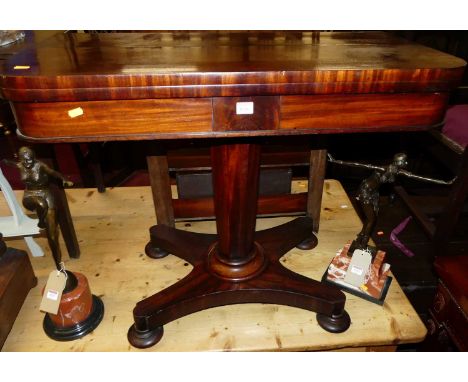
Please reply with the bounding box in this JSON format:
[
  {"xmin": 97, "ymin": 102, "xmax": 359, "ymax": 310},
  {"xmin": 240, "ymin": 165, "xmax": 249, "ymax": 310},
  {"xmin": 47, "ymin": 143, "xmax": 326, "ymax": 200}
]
[{"xmin": 0, "ymin": 31, "xmax": 465, "ymax": 348}]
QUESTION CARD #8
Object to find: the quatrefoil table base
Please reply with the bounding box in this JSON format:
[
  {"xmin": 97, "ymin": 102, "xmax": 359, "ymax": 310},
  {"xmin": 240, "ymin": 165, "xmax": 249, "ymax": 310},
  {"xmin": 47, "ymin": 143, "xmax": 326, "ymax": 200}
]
[{"xmin": 127, "ymin": 143, "xmax": 351, "ymax": 349}]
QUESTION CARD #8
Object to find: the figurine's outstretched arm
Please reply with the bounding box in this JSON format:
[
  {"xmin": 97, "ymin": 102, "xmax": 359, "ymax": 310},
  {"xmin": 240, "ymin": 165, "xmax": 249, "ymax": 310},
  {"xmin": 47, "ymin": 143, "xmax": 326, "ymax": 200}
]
[
  {"xmin": 41, "ymin": 163, "xmax": 74, "ymax": 187},
  {"xmin": 398, "ymin": 169, "xmax": 457, "ymax": 185},
  {"xmin": 1, "ymin": 158, "xmax": 19, "ymax": 168},
  {"xmin": 327, "ymin": 153, "xmax": 385, "ymax": 172}
]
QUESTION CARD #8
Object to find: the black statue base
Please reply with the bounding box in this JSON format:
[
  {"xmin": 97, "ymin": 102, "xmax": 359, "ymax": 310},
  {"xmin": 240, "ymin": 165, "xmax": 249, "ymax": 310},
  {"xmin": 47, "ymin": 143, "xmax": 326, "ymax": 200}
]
[{"xmin": 43, "ymin": 295, "xmax": 104, "ymax": 341}]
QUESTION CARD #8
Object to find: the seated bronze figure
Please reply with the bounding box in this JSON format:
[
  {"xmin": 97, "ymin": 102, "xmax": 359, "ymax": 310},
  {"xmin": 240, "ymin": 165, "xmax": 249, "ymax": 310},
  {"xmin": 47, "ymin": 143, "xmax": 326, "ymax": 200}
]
[{"xmin": 2, "ymin": 147, "xmax": 73, "ymax": 272}]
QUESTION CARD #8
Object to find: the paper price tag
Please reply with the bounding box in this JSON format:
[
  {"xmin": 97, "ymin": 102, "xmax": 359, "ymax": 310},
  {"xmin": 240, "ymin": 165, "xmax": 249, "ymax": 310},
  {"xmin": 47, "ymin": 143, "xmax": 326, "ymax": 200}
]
[
  {"xmin": 236, "ymin": 102, "xmax": 254, "ymax": 115},
  {"xmin": 343, "ymin": 249, "xmax": 372, "ymax": 288},
  {"xmin": 39, "ymin": 270, "xmax": 66, "ymax": 315},
  {"xmin": 68, "ymin": 107, "xmax": 84, "ymax": 118}
]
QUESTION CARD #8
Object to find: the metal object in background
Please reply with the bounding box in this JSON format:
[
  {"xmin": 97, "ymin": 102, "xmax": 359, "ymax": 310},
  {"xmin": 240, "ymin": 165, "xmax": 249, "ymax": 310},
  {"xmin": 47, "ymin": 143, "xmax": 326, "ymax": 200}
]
[{"xmin": 0, "ymin": 30, "xmax": 25, "ymax": 47}]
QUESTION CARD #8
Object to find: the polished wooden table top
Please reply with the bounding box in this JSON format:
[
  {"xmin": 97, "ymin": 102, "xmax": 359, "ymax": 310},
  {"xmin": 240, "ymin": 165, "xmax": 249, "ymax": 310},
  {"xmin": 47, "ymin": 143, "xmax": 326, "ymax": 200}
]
[
  {"xmin": 0, "ymin": 31, "xmax": 465, "ymax": 143},
  {"xmin": 0, "ymin": 31, "xmax": 466, "ymax": 101}
]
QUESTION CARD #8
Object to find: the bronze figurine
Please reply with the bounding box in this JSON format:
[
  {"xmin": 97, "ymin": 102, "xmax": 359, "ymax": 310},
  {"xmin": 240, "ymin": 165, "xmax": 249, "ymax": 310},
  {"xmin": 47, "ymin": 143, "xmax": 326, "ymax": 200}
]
[
  {"xmin": 2, "ymin": 147, "xmax": 73, "ymax": 273},
  {"xmin": 3, "ymin": 147, "xmax": 104, "ymax": 340},
  {"xmin": 328, "ymin": 152, "xmax": 456, "ymax": 250}
]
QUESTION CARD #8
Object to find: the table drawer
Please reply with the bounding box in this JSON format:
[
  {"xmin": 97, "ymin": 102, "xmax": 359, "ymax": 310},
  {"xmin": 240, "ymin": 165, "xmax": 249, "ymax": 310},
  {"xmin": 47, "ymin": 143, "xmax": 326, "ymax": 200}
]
[
  {"xmin": 13, "ymin": 98, "xmax": 213, "ymax": 140},
  {"xmin": 280, "ymin": 93, "xmax": 448, "ymax": 131}
]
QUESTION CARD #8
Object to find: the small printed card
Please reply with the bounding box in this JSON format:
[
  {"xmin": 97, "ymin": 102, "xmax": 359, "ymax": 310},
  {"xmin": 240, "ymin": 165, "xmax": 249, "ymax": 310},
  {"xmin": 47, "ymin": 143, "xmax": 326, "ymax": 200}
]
[
  {"xmin": 39, "ymin": 271, "xmax": 66, "ymax": 314},
  {"xmin": 67, "ymin": 107, "xmax": 84, "ymax": 118},
  {"xmin": 343, "ymin": 249, "xmax": 372, "ymax": 288},
  {"xmin": 236, "ymin": 102, "xmax": 254, "ymax": 115}
]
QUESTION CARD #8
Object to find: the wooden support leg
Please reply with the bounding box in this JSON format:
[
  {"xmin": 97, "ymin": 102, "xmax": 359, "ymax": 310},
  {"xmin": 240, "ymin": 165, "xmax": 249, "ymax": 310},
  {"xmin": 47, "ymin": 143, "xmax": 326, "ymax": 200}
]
[
  {"xmin": 146, "ymin": 153, "xmax": 175, "ymax": 227},
  {"xmin": 52, "ymin": 184, "xmax": 80, "ymax": 259},
  {"xmin": 297, "ymin": 149, "xmax": 327, "ymax": 249},
  {"xmin": 128, "ymin": 143, "xmax": 350, "ymax": 349},
  {"xmin": 88, "ymin": 143, "xmax": 106, "ymax": 193},
  {"xmin": 146, "ymin": 150, "xmax": 175, "ymax": 259}
]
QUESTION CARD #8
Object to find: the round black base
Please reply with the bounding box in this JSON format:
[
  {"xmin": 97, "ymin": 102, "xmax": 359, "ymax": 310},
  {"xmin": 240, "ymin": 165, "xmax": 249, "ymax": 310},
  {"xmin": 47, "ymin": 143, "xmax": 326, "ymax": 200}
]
[
  {"xmin": 296, "ymin": 235, "xmax": 318, "ymax": 250},
  {"xmin": 316, "ymin": 310, "xmax": 351, "ymax": 333},
  {"xmin": 145, "ymin": 242, "xmax": 169, "ymax": 259},
  {"xmin": 43, "ymin": 295, "xmax": 104, "ymax": 341},
  {"xmin": 127, "ymin": 325, "xmax": 164, "ymax": 349}
]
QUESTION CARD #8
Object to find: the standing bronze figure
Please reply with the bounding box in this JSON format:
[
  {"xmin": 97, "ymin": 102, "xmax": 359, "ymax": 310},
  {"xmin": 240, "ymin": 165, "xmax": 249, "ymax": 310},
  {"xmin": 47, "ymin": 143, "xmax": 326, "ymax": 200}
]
[
  {"xmin": 328, "ymin": 153, "xmax": 455, "ymax": 250},
  {"xmin": 2, "ymin": 147, "xmax": 73, "ymax": 274}
]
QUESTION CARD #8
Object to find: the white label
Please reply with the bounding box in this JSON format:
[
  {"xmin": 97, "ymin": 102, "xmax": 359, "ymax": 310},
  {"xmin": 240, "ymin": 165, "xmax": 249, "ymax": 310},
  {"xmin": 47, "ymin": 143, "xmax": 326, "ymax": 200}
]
[
  {"xmin": 46, "ymin": 290, "xmax": 59, "ymax": 301},
  {"xmin": 40, "ymin": 271, "xmax": 66, "ymax": 314},
  {"xmin": 236, "ymin": 102, "xmax": 254, "ymax": 115},
  {"xmin": 13, "ymin": 65, "xmax": 30, "ymax": 70},
  {"xmin": 68, "ymin": 107, "xmax": 84, "ymax": 118},
  {"xmin": 343, "ymin": 248, "xmax": 372, "ymax": 288},
  {"xmin": 350, "ymin": 265, "xmax": 363, "ymax": 276}
]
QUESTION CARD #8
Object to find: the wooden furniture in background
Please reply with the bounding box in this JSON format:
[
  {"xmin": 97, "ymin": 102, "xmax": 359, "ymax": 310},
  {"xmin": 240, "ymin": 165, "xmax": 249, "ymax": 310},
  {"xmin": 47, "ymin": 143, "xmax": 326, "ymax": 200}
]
[
  {"xmin": 148, "ymin": 144, "xmax": 327, "ymax": 233},
  {"xmin": 395, "ymin": 145, "xmax": 468, "ymax": 256},
  {"xmin": 0, "ymin": 235, "xmax": 37, "ymax": 349},
  {"xmin": 0, "ymin": 167, "xmax": 43, "ymax": 257},
  {"xmin": 1, "ymin": 183, "xmax": 427, "ymax": 351},
  {"xmin": 423, "ymin": 255, "xmax": 468, "ymax": 351},
  {"xmin": 391, "ymin": 30, "xmax": 468, "ymax": 257},
  {"xmin": 0, "ymin": 31, "xmax": 464, "ymax": 348}
]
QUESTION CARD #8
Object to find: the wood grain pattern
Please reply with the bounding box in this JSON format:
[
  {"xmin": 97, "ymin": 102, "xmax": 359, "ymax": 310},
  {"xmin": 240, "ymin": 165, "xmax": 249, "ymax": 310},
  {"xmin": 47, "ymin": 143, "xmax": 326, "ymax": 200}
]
[
  {"xmin": 172, "ymin": 193, "xmax": 308, "ymax": 220},
  {"xmin": 12, "ymin": 98, "xmax": 212, "ymax": 139},
  {"xmin": 11, "ymin": 93, "xmax": 450, "ymax": 142},
  {"xmin": 280, "ymin": 93, "xmax": 449, "ymax": 130},
  {"xmin": 0, "ymin": 182, "xmax": 427, "ymax": 351},
  {"xmin": 212, "ymin": 96, "xmax": 279, "ymax": 131},
  {"xmin": 307, "ymin": 150, "xmax": 327, "ymax": 233},
  {"xmin": 0, "ymin": 32, "xmax": 465, "ymax": 102},
  {"xmin": 147, "ymin": 154, "xmax": 175, "ymax": 227},
  {"xmin": 4, "ymin": 31, "xmax": 463, "ymax": 142},
  {"xmin": 210, "ymin": 144, "xmax": 261, "ymax": 263}
]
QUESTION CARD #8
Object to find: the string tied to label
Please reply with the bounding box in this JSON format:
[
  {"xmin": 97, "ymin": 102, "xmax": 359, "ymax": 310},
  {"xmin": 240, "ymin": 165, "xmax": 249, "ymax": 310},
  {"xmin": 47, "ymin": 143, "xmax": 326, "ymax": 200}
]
[{"xmin": 57, "ymin": 261, "xmax": 68, "ymax": 279}]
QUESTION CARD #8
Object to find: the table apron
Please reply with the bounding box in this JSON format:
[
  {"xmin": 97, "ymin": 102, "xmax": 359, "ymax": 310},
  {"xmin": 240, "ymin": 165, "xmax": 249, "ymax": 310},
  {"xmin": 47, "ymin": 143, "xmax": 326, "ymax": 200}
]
[{"xmin": 11, "ymin": 93, "xmax": 449, "ymax": 142}]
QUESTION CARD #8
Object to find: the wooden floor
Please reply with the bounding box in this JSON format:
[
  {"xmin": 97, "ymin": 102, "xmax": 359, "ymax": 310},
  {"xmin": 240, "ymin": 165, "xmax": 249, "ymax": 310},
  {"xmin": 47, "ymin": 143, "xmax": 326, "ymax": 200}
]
[{"xmin": 1, "ymin": 180, "xmax": 426, "ymax": 351}]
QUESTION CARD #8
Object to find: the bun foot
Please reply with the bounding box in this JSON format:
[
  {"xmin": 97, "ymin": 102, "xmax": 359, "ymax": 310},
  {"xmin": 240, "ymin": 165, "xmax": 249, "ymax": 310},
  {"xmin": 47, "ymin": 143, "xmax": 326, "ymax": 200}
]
[
  {"xmin": 145, "ymin": 242, "xmax": 169, "ymax": 259},
  {"xmin": 128, "ymin": 325, "xmax": 164, "ymax": 349},
  {"xmin": 296, "ymin": 235, "xmax": 318, "ymax": 250},
  {"xmin": 316, "ymin": 310, "xmax": 351, "ymax": 333}
]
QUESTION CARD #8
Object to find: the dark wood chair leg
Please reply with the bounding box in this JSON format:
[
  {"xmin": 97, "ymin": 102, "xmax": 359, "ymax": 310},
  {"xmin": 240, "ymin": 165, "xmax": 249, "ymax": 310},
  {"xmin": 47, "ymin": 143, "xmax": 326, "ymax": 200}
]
[
  {"xmin": 146, "ymin": 152, "xmax": 175, "ymax": 228},
  {"xmin": 50, "ymin": 148, "xmax": 80, "ymax": 259},
  {"xmin": 308, "ymin": 149, "xmax": 327, "ymax": 232},
  {"xmin": 70, "ymin": 144, "xmax": 95, "ymax": 188},
  {"xmin": 297, "ymin": 149, "xmax": 327, "ymax": 250},
  {"xmin": 146, "ymin": 147, "xmax": 175, "ymax": 259},
  {"xmin": 88, "ymin": 143, "xmax": 106, "ymax": 193},
  {"xmin": 51, "ymin": 183, "xmax": 80, "ymax": 259}
]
